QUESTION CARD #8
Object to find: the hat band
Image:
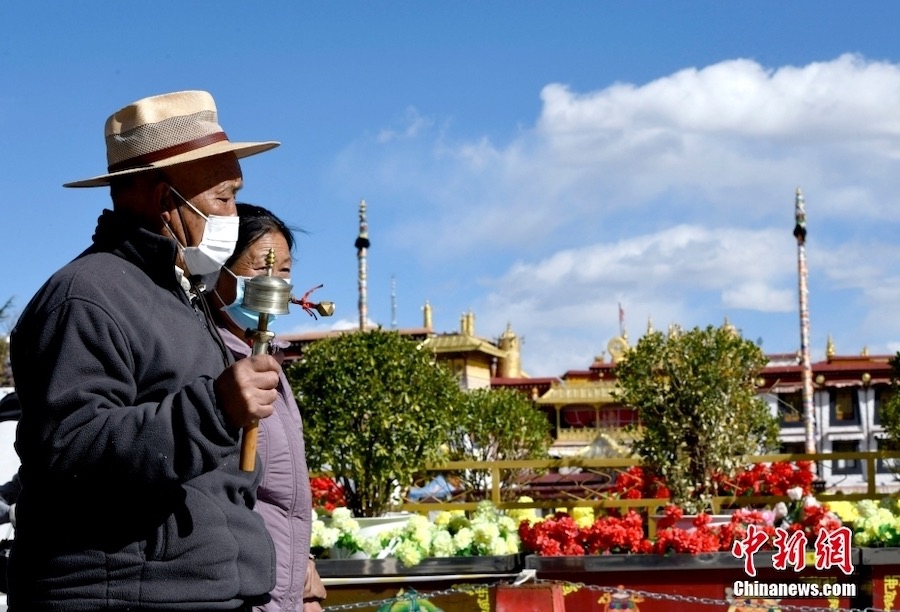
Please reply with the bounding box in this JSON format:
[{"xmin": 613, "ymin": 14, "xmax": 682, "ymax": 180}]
[{"xmin": 107, "ymin": 132, "xmax": 229, "ymax": 173}]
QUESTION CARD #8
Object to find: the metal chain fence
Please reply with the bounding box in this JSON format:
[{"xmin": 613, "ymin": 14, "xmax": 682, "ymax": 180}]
[{"xmin": 322, "ymin": 578, "xmax": 886, "ymax": 612}]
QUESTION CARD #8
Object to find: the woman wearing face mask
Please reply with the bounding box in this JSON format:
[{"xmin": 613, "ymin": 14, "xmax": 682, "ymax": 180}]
[{"xmin": 208, "ymin": 203, "xmax": 326, "ymax": 612}]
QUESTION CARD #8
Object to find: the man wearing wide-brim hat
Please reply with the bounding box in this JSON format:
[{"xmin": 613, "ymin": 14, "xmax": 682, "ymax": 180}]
[{"xmin": 10, "ymin": 91, "xmax": 283, "ymax": 611}]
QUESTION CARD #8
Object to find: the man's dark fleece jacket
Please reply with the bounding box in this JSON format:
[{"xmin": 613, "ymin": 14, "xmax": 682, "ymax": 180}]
[{"xmin": 9, "ymin": 209, "xmax": 275, "ymax": 611}]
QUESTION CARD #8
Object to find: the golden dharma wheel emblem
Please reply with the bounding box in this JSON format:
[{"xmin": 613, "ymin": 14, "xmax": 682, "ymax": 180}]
[{"xmin": 607, "ymin": 336, "xmax": 628, "ymax": 362}]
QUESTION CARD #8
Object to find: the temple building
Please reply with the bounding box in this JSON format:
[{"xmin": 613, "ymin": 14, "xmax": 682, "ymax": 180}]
[
  {"xmin": 757, "ymin": 336, "xmax": 895, "ymax": 491},
  {"xmin": 279, "ymin": 305, "xmax": 898, "ymax": 491}
]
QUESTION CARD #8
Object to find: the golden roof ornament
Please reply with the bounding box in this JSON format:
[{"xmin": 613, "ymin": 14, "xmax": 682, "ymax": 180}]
[
  {"xmin": 500, "ymin": 322, "xmax": 516, "ymax": 340},
  {"xmin": 423, "ymin": 300, "xmax": 433, "ymax": 330},
  {"xmin": 723, "ymin": 316, "xmax": 737, "ymax": 336},
  {"xmin": 607, "ymin": 336, "xmax": 628, "ymax": 363},
  {"xmin": 826, "ymin": 334, "xmax": 835, "ymax": 359}
]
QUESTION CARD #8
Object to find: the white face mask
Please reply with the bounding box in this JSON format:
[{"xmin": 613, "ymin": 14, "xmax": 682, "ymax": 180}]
[{"xmin": 164, "ymin": 186, "xmax": 239, "ymax": 277}]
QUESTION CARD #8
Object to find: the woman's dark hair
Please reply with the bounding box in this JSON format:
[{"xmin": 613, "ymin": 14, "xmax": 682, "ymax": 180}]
[{"xmin": 225, "ymin": 202, "xmax": 302, "ymax": 268}]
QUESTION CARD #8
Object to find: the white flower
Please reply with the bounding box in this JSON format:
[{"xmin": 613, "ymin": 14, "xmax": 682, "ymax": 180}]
[
  {"xmin": 395, "ymin": 539, "xmax": 425, "ymax": 567},
  {"xmin": 773, "ymin": 502, "xmax": 788, "ymax": 519},
  {"xmin": 342, "ymin": 502, "xmax": 522, "ymax": 567},
  {"xmin": 471, "ymin": 523, "xmax": 500, "ymax": 556},
  {"xmin": 330, "ymin": 507, "xmax": 360, "ymax": 533},
  {"xmin": 497, "ymin": 515, "xmax": 517, "ymax": 533},
  {"xmin": 502, "ymin": 533, "xmax": 521, "ymax": 555},
  {"xmin": 310, "ymin": 520, "xmax": 339, "ymax": 549},
  {"xmin": 453, "ymin": 527, "xmax": 474, "ymax": 551},
  {"xmin": 360, "ymin": 534, "xmax": 386, "ymax": 557},
  {"xmin": 787, "ymin": 486, "xmax": 804, "ymax": 501},
  {"xmin": 804, "ymin": 495, "xmax": 820, "ymax": 509},
  {"xmin": 431, "ymin": 530, "xmax": 456, "ymax": 557}
]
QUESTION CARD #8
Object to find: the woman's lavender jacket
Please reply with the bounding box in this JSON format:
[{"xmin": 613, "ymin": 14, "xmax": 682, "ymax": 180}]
[{"xmin": 219, "ymin": 326, "xmax": 313, "ymax": 612}]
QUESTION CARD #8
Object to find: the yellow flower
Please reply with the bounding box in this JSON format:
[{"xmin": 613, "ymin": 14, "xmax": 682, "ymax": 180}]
[
  {"xmin": 432, "ymin": 511, "xmax": 453, "ymax": 528},
  {"xmin": 851, "ymin": 500, "xmax": 900, "ymax": 547},
  {"xmin": 507, "ymin": 496, "xmax": 540, "ymax": 525},
  {"xmin": 572, "ymin": 507, "xmax": 596, "ymax": 528},
  {"xmin": 827, "ymin": 501, "xmax": 859, "ymax": 524}
]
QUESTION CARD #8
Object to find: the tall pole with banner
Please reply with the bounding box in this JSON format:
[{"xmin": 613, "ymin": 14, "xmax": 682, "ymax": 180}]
[
  {"xmin": 793, "ymin": 188, "xmax": 817, "ymax": 463},
  {"xmin": 355, "ymin": 199, "xmax": 370, "ymax": 331}
]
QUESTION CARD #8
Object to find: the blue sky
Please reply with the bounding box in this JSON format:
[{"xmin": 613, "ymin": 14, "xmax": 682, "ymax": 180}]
[{"xmin": 4, "ymin": 2, "xmax": 900, "ymax": 377}]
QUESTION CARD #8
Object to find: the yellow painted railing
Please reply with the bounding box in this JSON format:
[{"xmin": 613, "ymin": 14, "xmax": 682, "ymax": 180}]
[{"xmin": 398, "ymin": 451, "xmax": 900, "ymax": 528}]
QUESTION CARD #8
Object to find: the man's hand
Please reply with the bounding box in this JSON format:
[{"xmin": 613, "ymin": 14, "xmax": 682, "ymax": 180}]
[{"xmin": 213, "ymin": 354, "xmax": 281, "ymax": 429}]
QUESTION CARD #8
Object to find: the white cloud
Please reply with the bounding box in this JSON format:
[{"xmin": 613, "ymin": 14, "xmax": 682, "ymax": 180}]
[
  {"xmin": 330, "ymin": 54, "xmax": 900, "ymax": 375},
  {"xmin": 538, "ymin": 54, "xmax": 900, "ymax": 141},
  {"xmin": 722, "ymin": 283, "xmax": 794, "ymax": 312},
  {"xmin": 490, "ymin": 225, "xmax": 794, "ymax": 309},
  {"xmin": 361, "ymin": 54, "xmax": 900, "ymax": 266},
  {"xmin": 376, "ymin": 106, "xmax": 435, "ymax": 143}
]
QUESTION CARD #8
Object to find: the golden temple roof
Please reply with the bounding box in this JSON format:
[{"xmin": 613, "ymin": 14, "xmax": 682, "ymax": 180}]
[
  {"xmin": 426, "ymin": 334, "xmax": 507, "ymax": 358},
  {"xmin": 535, "ymin": 382, "xmax": 617, "ymax": 405}
]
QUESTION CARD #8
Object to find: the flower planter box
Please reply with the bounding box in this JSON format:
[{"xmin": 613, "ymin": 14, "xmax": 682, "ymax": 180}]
[
  {"xmin": 650, "ymin": 512, "xmax": 736, "ymax": 532},
  {"xmin": 317, "ymin": 553, "xmax": 523, "ymax": 577},
  {"xmin": 318, "ymin": 513, "xmax": 412, "ymax": 560},
  {"xmin": 316, "ymin": 554, "xmax": 524, "ymax": 611},
  {"xmin": 526, "ymin": 551, "xmax": 864, "ymax": 612},
  {"xmin": 860, "ymin": 547, "xmax": 900, "ymax": 611}
]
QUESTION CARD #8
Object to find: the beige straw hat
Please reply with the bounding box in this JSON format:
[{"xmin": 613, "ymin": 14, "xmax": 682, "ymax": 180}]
[{"xmin": 64, "ymin": 90, "xmax": 279, "ymax": 188}]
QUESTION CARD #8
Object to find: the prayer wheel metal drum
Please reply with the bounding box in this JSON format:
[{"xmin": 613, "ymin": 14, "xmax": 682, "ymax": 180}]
[
  {"xmin": 238, "ymin": 248, "xmax": 292, "ymax": 473},
  {"xmin": 242, "ymin": 274, "xmax": 292, "ymax": 316}
]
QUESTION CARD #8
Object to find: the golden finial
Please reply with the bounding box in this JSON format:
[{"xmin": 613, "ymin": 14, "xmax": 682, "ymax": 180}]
[
  {"xmin": 826, "ymin": 334, "xmax": 835, "ymax": 359},
  {"xmin": 723, "ymin": 316, "xmax": 737, "ymax": 336},
  {"xmin": 862, "ymin": 345, "xmax": 870, "ymax": 357},
  {"xmin": 423, "ymin": 301, "xmax": 433, "ymax": 330}
]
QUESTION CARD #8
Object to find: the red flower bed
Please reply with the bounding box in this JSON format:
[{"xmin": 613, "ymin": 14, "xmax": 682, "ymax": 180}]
[
  {"xmin": 717, "ymin": 460, "xmax": 816, "ymax": 497},
  {"xmin": 519, "ymin": 497, "xmax": 843, "ymax": 557},
  {"xmin": 518, "ymin": 461, "xmax": 826, "ymax": 557},
  {"xmin": 310, "ymin": 476, "xmax": 346, "ymax": 513},
  {"xmin": 518, "ymin": 510, "xmax": 653, "ymax": 556},
  {"xmin": 607, "ymin": 466, "xmax": 670, "ymax": 500},
  {"xmin": 608, "ymin": 461, "xmax": 815, "ymax": 504}
]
